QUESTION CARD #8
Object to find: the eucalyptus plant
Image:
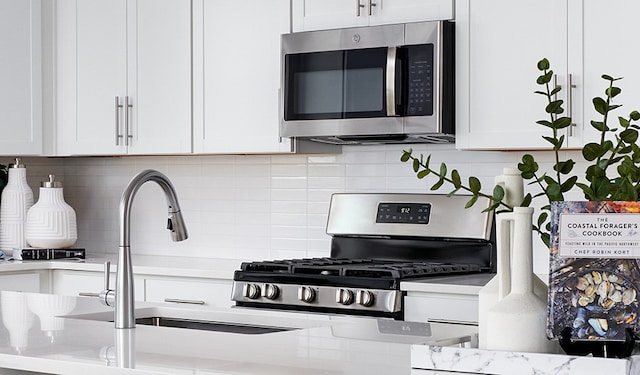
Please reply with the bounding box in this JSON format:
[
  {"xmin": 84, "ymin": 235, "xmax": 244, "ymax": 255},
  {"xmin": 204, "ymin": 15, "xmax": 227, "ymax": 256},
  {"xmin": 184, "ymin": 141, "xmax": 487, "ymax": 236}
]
[{"xmin": 401, "ymin": 58, "xmax": 640, "ymax": 247}]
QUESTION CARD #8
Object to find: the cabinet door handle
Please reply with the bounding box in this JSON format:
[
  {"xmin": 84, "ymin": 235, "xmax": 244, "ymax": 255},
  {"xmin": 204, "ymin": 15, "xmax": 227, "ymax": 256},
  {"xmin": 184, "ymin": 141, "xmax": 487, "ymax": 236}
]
[
  {"xmin": 124, "ymin": 96, "xmax": 133, "ymax": 146},
  {"xmin": 567, "ymin": 74, "xmax": 576, "ymax": 136},
  {"xmin": 368, "ymin": 0, "xmax": 377, "ymax": 15},
  {"xmin": 164, "ymin": 298, "xmax": 206, "ymax": 305},
  {"xmin": 115, "ymin": 96, "xmax": 123, "ymax": 145},
  {"xmin": 356, "ymin": 0, "xmax": 365, "ymax": 16},
  {"xmin": 386, "ymin": 47, "xmax": 397, "ymax": 116}
]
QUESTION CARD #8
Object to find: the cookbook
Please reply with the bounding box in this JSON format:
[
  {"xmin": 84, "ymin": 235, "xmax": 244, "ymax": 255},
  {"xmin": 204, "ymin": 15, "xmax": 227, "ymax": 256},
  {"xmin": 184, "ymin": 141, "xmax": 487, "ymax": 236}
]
[{"xmin": 548, "ymin": 201, "xmax": 640, "ymax": 342}]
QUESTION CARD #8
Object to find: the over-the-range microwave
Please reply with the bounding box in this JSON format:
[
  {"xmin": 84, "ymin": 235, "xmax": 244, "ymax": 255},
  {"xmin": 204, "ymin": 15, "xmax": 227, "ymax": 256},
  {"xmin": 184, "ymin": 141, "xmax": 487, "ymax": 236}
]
[{"xmin": 280, "ymin": 21, "xmax": 454, "ymax": 145}]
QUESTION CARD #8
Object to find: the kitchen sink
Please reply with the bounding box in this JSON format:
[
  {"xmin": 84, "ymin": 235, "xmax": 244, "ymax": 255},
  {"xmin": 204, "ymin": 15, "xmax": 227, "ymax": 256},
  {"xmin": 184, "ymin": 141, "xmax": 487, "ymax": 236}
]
[
  {"xmin": 62, "ymin": 306, "xmax": 325, "ymax": 334},
  {"xmin": 134, "ymin": 316, "xmax": 295, "ymax": 334}
]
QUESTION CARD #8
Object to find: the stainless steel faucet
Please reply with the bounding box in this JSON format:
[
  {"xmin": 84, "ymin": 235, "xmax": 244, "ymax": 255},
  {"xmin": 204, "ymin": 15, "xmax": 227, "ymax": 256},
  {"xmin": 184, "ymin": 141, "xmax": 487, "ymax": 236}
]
[{"xmin": 101, "ymin": 170, "xmax": 188, "ymax": 329}]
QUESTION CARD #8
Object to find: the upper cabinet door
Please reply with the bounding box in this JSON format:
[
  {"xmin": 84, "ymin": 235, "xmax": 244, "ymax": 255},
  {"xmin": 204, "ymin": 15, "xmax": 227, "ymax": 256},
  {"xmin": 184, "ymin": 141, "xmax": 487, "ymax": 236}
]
[
  {"xmin": 0, "ymin": 0, "xmax": 42, "ymax": 155},
  {"xmin": 455, "ymin": 0, "xmax": 571, "ymax": 150},
  {"xmin": 580, "ymin": 1, "xmax": 640, "ymax": 146},
  {"xmin": 292, "ymin": 0, "xmax": 369, "ymax": 32},
  {"xmin": 126, "ymin": 0, "xmax": 192, "ymax": 155},
  {"xmin": 368, "ymin": 0, "xmax": 454, "ymax": 26},
  {"xmin": 57, "ymin": 0, "xmax": 127, "ymax": 155},
  {"xmin": 194, "ymin": 0, "xmax": 292, "ymax": 154},
  {"xmin": 56, "ymin": 0, "xmax": 192, "ymax": 156},
  {"xmin": 292, "ymin": 0, "xmax": 453, "ymax": 32}
]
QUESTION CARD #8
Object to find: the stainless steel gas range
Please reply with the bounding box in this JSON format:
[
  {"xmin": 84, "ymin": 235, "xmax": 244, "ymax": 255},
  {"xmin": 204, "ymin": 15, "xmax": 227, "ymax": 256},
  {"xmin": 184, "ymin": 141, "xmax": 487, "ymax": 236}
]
[{"xmin": 231, "ymin": 193, "xmax": 495, "ymax": 319}]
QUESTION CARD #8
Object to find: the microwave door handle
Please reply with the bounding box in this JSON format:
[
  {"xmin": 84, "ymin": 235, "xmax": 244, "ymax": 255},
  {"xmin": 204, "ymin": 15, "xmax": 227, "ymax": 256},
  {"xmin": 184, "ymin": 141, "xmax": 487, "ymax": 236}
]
[{"xmin": 385, "ymin": 47, "xmax": 397, "ymax": 117}]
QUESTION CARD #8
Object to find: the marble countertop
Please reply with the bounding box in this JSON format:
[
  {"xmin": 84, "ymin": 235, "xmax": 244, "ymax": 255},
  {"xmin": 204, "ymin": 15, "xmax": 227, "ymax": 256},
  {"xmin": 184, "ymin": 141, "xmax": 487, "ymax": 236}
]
[
  {"xmin": 411, "ymin": 345, "xmax": 640, "ymax": 375},
  {"xmin": 0, "ymin": 291, "xmax": 477, "ymax": 375}
]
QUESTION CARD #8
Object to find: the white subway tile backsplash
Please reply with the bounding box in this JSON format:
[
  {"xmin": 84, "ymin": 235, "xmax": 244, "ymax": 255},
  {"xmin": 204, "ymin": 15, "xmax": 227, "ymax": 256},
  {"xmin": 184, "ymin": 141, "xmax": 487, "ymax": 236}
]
[{"xmin": 14, "ymin": 144, "xmax": 558, "ymax": 274}]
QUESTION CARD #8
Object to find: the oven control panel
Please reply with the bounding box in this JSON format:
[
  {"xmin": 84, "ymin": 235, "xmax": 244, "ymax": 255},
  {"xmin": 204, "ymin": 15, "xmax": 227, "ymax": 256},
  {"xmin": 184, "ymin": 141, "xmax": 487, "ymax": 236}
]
[{"xmin": 376, "ymin": 202, "xmax": 431, "ymax": 224}]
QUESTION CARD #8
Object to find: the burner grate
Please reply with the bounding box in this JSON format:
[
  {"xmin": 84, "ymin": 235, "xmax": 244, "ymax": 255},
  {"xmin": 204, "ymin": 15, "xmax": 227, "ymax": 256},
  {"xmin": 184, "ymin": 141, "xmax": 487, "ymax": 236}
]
[{"xmin": 240, "ymin": 257, "xmax": 480, "ymax": 279}]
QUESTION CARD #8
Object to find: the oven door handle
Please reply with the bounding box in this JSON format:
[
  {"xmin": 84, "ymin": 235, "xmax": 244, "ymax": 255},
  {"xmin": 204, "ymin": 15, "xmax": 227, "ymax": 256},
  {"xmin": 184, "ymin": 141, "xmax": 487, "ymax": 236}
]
[{"xmin": 385, "ymin": 47, "xmax": 397, "ymax": 117}]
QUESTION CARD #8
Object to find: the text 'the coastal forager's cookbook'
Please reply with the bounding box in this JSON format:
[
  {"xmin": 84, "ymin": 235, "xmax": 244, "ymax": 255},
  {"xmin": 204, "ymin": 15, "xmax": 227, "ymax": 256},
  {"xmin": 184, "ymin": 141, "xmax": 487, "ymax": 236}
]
[{"xmin": 548, "ymin": 201, "xmax": 640, "ymax": 342}]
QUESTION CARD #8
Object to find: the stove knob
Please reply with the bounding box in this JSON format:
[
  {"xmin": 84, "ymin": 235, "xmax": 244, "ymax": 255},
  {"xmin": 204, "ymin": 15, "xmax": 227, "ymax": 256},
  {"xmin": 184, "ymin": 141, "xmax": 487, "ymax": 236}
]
[
  {"xmin": 336, "ymin": 288, "xmax": 354, "ymax": 305},
  {"xmin": 356, "ymin": 290, "xmax": 375, "ymax": 307},
  {"xmin": 262, "ymin": 283, "xmax": 280, "ymax": 300},
  {"xmin": 298, "ymin": 286, "xmax": 316, "ymax": 303},
  {"xmin": 243, "ymin": 283, "xmax": 261, "ymax": 300}
]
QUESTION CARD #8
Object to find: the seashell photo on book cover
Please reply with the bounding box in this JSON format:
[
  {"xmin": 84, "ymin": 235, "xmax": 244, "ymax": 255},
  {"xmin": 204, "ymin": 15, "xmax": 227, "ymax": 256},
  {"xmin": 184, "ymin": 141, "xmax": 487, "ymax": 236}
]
[{"xmin": 548, "ymin": 201, "xmax": 640, "ymax": 342}]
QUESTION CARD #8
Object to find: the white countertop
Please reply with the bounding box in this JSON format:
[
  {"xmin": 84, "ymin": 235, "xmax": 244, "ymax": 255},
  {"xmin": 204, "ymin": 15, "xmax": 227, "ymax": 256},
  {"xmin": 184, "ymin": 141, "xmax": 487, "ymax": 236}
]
[
  {"xmin": 401, "ymin": 273, "xmax": 495, "ymax": 294},
  {"xmin": 0, "ymin": 254, "xmax": 243, "ymax": 279},
  {"xmin": 0, "ymin": 291, "xmax": 477, "ymax": 375}
]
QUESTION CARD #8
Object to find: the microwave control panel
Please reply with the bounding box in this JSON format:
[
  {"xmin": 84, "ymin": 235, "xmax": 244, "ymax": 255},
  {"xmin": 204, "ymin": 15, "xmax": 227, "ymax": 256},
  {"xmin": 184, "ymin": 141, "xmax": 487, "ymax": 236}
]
[{"xmin": 406, "ymin": 45, "xmax": 434, "ymax": 116}]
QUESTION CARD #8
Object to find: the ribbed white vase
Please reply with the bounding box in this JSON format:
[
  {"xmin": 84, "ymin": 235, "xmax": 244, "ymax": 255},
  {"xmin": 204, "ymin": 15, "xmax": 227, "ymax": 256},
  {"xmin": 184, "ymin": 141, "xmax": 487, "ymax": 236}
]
[
  {"xmin": 25, "ymin": 175, "xmax": 77, "ymax": 249},
  {"xmin": 0, "ymin": 159, "xmax": 34, "ymax": 251}
]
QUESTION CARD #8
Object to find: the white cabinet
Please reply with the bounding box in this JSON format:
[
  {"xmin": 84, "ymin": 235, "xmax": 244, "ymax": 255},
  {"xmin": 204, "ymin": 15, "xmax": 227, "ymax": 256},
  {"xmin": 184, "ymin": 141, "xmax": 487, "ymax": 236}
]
[
  {"xmin": 56, "ymin": 0, "xmax": 192, "ymax": 156},
  {"xmin": 51, "ymin": 270, "xmax": 145, "ymax": 299},
  {"xmin": 51, "ymin": 270, "xmax": 231, "ymax": 308},
  {"xmin": 0, "ymin": 0, "xmax": 42, "ymax": 155},
  {"xmin": 292, "ymin": 0, "xmax": 454, "ymax": 32},
  {"xmin": 581, "ymin": 2, "xmax": 640, "ymax": 138},
  {"xmin": 456, "ymin": 0, "xmax": 640, "ymax": 150},
  {"xmin": 0, "ymin": 272, "xmax": 46, "ymax": 293},
  {"xmin": 145, "ymin": 277, "xmax": 233, "ymax": 308},
  {"xmin": 193, "ymin": 0, "xmax": 293, "ymax": 154},
  {"xmin": 455, "ymin": 0, "xmax": 575, "ymax": 150}
]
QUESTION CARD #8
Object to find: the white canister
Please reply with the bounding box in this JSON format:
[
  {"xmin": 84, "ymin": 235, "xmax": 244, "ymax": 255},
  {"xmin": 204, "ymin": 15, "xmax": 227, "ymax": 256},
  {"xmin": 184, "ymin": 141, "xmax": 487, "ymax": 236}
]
[
  {"xmin": 0, "ymin": 159, "xmax": 34, "ymax": 251},
  {"xmin": 25, "ymin": 175, "xmax": 77, "ymax": 249}
]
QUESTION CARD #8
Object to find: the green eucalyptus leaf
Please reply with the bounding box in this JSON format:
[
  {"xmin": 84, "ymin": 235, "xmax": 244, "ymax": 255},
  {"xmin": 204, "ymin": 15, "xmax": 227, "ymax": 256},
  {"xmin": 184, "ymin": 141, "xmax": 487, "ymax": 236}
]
[
  {"xmin": 550, "ymin": 86, "xmax": 562, "ymax": 96},
  {"xmin": 619, "ymin": 117, "xmax": 631, "ymax": 127},
  {"xmin": 439, "ymin": 162, "xmax": 447, "ymax": 177},
  {"xmin": 609, "ymin": 104, "xmax": 622, "ymax": 112},
  {"xmin": 417, "ymin": 169, "xmax": 430, "ymax": 179},
  {"xmin": 545, "ymin": 182, "xmax": 563, "ymax": 201},
  {"xmin": 602, "ymin": 74, "xmax": 615, "ymax": 81},
  {"xmin": 536, "ymin": 120, "xmax": 553, "ymax": 128},
  {"xmin": 582, "ymin": 143, "xmax": 603, "ymax": 161},
  {"xmin": 537, "ymin": 212, "xmax": 548, "ymax": 227},
  {"xmin": 561, "ymin": 176, "xmax": 578, "ymax": 192},
  {"xmin": 468, "ymin": 177, "xmax": 481, "ymax": 193},
  {"xmin": 412, "ymin": 158, "xmax": 420, "ymax": 172},
  {"xmin": 451, "ymin": 169, "xmax": 462, "ymax": 189},
  {"xmin": 555, "ymin": 160, "xmax": 575, "ymax": 174},
  {"xmin": 521, "ymin": 193, "xmax": 532, "ymax": 207},
  {"xmin": 593, "ymin": 97, "xmax": 608, "ymax": 115},
  {"xmin": 400, "ymin": 150, "xmax": 412, "ymax": 162},
  {"xmin": 493, "ymin": 185, "xmax": 505, "ymax": 202},
  {"xmin": 590, "ymin": 120, "xmax": 607, "ymax": 132},
  {"xmin": 553, "ymin": 116, "xmax": 572, "ymax": 129},
  {"xmin": 630, "ymin": 111, "xmax": 640, "ymax": 121},
  {"xmin": 621, "ymin": 128, "xmax": 638, "ymax": 143},
  {"xmin": 591, "ymin": 176, "xmax": 611, "ymax": 200},
  {"xmin": 431, "ymin": 178, "xmax": 445, "ymax": 191},
  {"xmin": 537, "ymin": 58, "xmax": 550, "ymax": 70},
  {"xmin": 607, "ymin": 86, "xmax": 622, "ymax": 98},
  {"xmin": 546, "ymin": 100, "xmax": 564, "ymax": 114},
  {"xmin": 465, "ymin": 194, "xmax": 479, "ymax": 209}
]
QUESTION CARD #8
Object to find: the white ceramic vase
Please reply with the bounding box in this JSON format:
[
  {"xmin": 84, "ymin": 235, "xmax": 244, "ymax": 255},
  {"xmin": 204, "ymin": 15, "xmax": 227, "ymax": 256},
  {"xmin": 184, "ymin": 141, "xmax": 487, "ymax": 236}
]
[
  {"xmin": 0, "ymin": 159, "xmax": 34, "ymax": 252},
  {"xmin": 478, "ymin": 168, "xmax": 548, "ymax": 349},
  {"xmin": 25, "ymin": 175, "xmax": 77, "ymax": 249},
  {"xmin": 483, "ymin": 207, "xmax": 554, "ymax": 353}
]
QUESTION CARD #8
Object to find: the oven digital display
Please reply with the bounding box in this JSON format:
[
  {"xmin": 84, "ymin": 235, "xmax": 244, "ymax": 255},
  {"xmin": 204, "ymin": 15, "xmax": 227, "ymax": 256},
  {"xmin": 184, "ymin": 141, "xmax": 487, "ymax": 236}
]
[{"xmin": 376, "ymin": 202, "xmax": 431, "ymax": 224}]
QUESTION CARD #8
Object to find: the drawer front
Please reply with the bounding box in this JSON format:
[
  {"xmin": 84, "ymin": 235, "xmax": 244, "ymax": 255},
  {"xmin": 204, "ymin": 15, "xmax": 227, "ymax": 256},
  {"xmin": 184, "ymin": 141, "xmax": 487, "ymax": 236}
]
[
  {"xmin": 145, "ymin": 278, "xmax": 233, "ymax": 308},
  {"xmin": 404, "ymin": 294, "xmax": 479, "ymax": 324}
]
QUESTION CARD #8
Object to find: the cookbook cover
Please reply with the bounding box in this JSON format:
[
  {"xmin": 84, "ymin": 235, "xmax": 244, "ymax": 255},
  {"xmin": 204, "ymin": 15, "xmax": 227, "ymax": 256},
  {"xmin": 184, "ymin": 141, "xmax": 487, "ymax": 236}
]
[{"xmin": 548, "ymin": 201, "xmax": 640, "ymax": 341}]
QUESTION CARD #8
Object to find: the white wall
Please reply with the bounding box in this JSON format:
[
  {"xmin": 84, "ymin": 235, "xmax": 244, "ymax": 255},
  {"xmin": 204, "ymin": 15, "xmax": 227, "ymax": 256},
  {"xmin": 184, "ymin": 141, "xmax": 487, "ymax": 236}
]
[{"xmin": 16, "ymin": 144, "xmax": 587, "ymax": 276}]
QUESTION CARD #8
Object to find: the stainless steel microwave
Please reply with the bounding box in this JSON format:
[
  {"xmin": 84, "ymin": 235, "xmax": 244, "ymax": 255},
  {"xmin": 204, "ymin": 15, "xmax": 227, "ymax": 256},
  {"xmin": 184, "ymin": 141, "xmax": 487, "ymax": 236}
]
[{"xmin": 280, "ymin": 21, "xmax": 454, "ymax": 145}]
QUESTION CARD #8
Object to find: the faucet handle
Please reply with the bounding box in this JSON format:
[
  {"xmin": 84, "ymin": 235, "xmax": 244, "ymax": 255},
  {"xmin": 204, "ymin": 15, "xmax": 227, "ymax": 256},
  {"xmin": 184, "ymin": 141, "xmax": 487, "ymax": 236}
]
[
  {"xmin": 99, "ymin": 261, "xmax": 115, "ymax": 307},
  {"xmin": 104, "ymin": 261, "xmax": 111, "ymax": 290}
]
